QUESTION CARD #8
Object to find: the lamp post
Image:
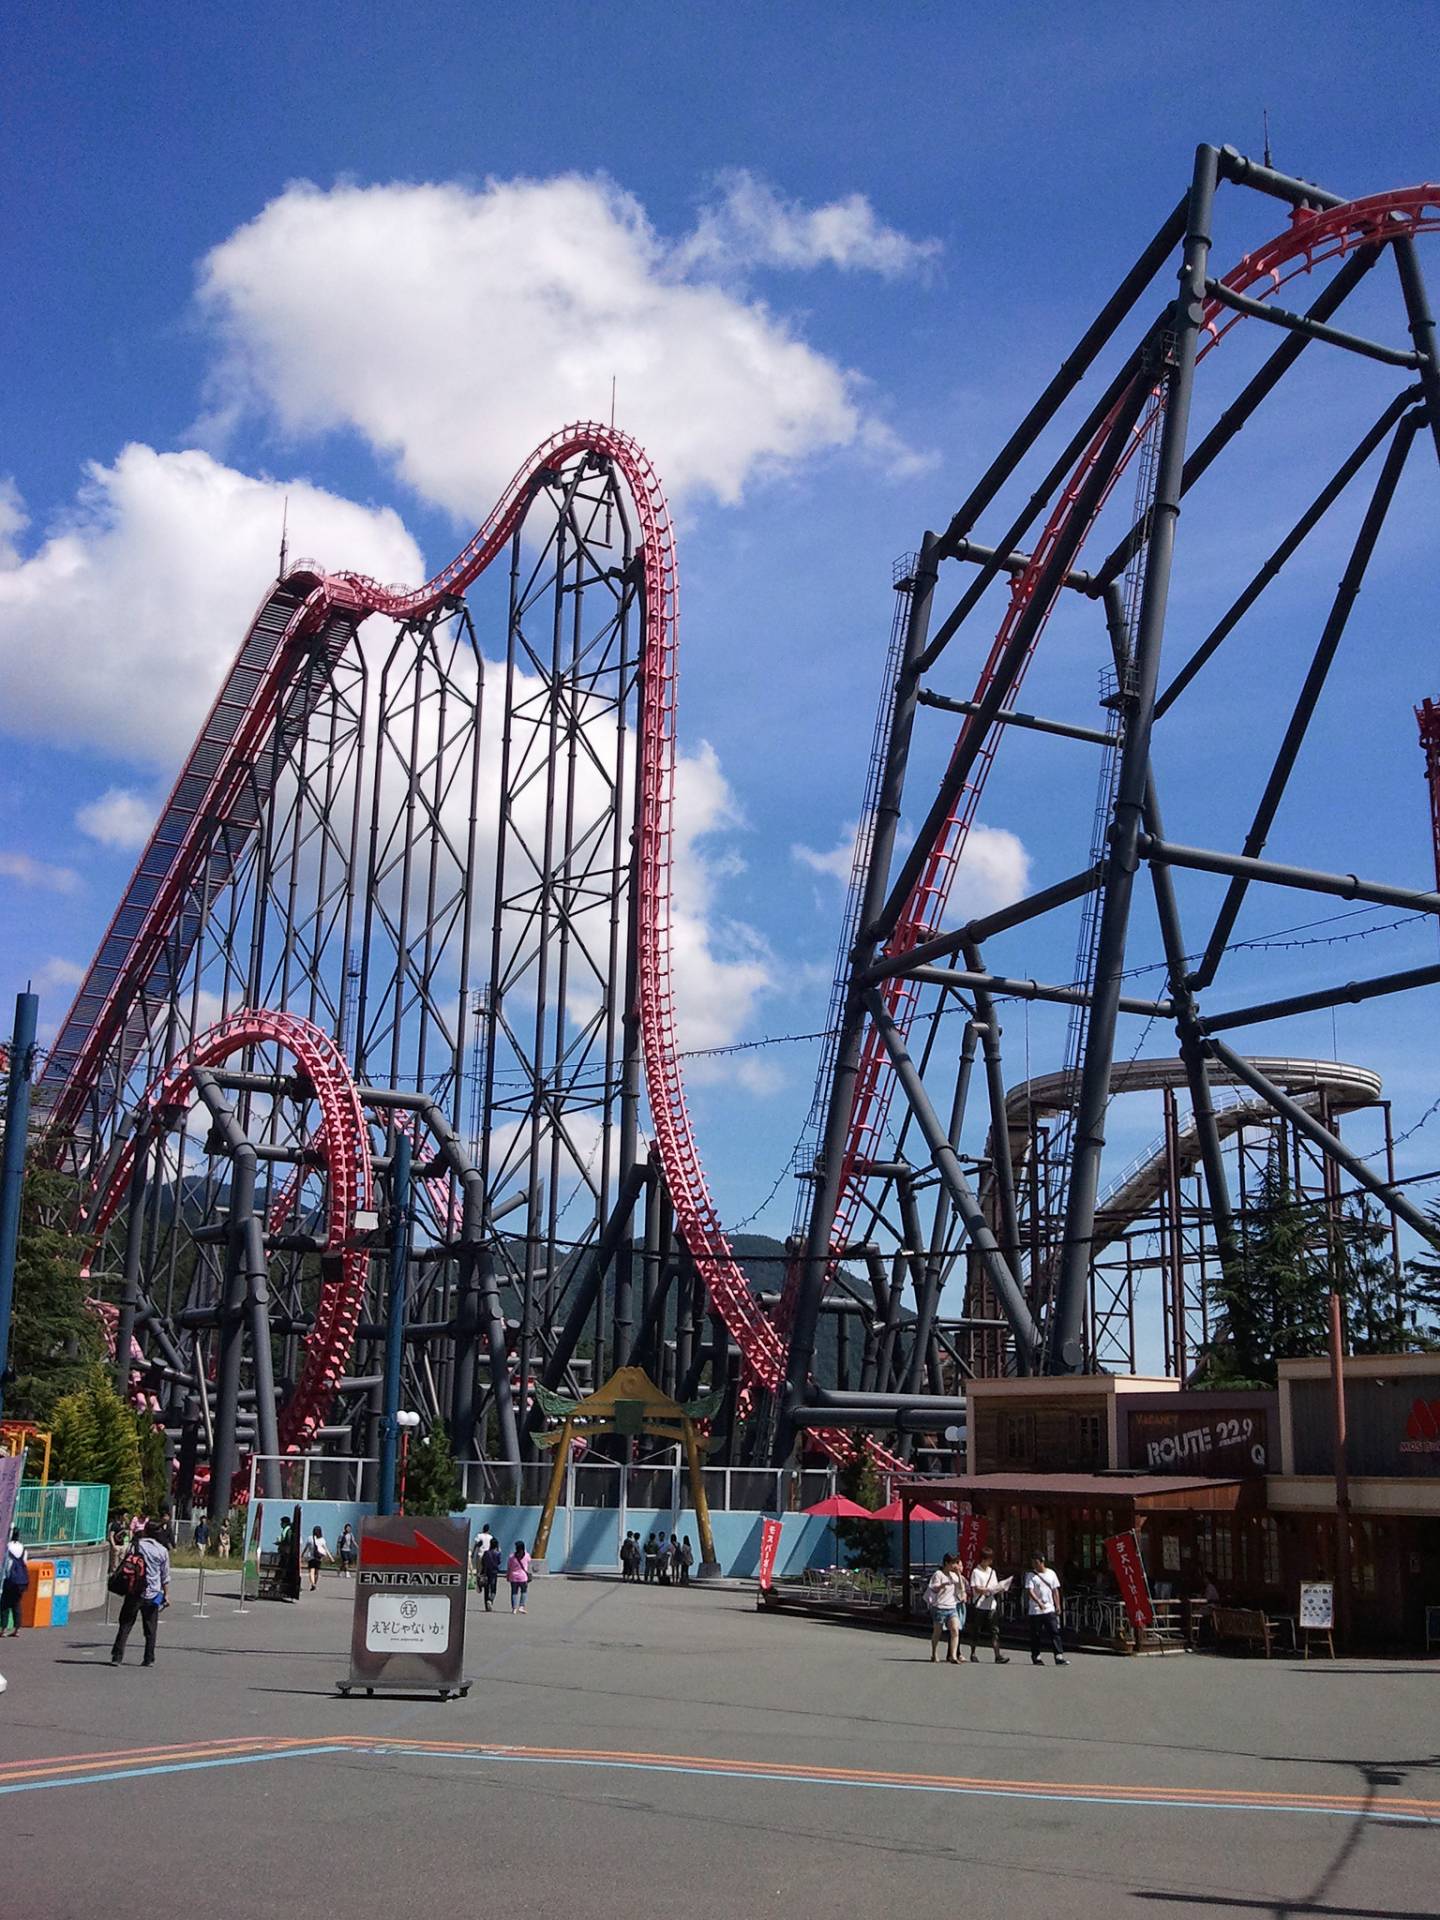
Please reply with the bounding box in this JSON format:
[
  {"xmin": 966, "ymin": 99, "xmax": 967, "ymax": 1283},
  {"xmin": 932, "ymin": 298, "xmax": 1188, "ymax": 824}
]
[{"xmin": 396, "ymin": 1410, "xmax": 420, "ymax": 1514}]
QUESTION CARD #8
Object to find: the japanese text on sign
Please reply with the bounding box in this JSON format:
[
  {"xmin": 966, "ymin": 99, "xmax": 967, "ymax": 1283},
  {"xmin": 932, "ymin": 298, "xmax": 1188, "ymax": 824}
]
[{"xmin": 365, "ymin": 1594, "xmax": 451, "ymax": 1651}]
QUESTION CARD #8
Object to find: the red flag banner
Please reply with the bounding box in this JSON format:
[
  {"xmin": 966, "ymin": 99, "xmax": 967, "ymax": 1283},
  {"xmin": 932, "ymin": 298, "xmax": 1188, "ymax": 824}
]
[
  {"xmin": 956, "ymin": 1512, "xmax": 988, "ymax": 1574},
  {"xmin": 1104, "ymin": 1528, "xmax": 1154, "ymax": 1632},
  {"xmin": 757, "ymin": 1517, "xmax": 784, "ymax": 1590}
]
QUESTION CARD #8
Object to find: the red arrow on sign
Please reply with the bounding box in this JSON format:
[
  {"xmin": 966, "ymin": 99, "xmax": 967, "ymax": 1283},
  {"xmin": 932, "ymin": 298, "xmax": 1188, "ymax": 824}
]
[{"xmin": 359, "ymin": 1528, "xmax": 463, "ymax": 1569}]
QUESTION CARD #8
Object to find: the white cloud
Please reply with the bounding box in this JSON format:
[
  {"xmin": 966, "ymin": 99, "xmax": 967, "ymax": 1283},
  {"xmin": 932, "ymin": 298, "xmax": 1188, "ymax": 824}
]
[
  {"xmin": 0, "ymin": 478, "xmax": 27, "ymax": 566},
  {"xmin": 31, "ymin": 956, "xmax": 84, "ymax": 993},
  {"xmin": 0, "ymin": 448, "xmax": 422, "ymax": 765},
  {"xmin": 678, "ymin": 170, "xmax": 941, "ymax": 280},
  {"xmin": 670, "ymin": 741, "xmax": 778, "ymax": 1091},
  {"xmin": 0, "ymin": 850, "xmax": 81, "ymax": 894},
  {"xmin": 196, "ymin": 174, "xmax": 927, "ymax": 518},
  {"xmin": 793, "ymin": 818, "xmax": 1030, "ymax": 923},
  {"xmin": 942, "ymin": 824, "xmax": 1031, "ymax": 922},
  {"xmin": 793, "ymin": 818, "xmax": 865, "ymax": 883},
  {"xmin": 75, "ymin": 786, "xmax": 155, "ymax": 851}
]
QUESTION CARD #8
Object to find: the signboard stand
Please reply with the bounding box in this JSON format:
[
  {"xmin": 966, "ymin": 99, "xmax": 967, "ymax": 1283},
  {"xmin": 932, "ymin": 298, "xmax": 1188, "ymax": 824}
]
[
  {"xmin": 1298, "ymin": 1582, "xmax": 1336, "ymax": 1659},
  {"xmin": 339, "ymin": 1514, "xmax": 471, "ymax": 1700}
]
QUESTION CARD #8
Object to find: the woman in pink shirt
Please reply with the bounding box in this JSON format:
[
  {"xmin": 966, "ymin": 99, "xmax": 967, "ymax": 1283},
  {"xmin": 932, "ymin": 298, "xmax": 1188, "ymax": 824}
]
[{"xmin": 507, "ymin": 1540, "xmax": 531, "ymax": 1614}]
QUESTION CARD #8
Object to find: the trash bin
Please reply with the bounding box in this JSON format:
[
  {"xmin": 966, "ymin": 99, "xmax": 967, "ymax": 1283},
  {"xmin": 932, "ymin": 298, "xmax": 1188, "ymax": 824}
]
[
  {"xmin": 51, "ymin": 1557, "xmax": 72, "ymax": 1627},
  {"xmin": 19, "ymin": 1559, "xmax": 54, "ymax": 1629}
]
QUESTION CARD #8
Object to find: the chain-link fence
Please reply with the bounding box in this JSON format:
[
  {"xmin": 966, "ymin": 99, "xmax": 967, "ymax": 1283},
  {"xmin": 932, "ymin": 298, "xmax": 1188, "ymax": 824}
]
[{"xmin": 14, "ymin": 1482, "xmax": 110, "ymax": 1547}]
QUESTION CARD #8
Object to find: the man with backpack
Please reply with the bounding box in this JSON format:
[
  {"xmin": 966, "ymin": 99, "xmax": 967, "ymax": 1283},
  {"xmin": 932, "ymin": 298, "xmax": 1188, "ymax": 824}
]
[{"xmin": 110, "ymin": 1519, "xmax": 171, "ymax": 1666}]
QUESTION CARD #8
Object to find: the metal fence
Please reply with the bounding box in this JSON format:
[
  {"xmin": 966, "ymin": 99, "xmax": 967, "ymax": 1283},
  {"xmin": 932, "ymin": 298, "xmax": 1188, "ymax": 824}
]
[
  {"xmin": 14, "ymin": 1482, "xmax": 110, "ymax": 1547},
  {"xmin": 245, "ymin": 1454, "xmax": 838, "ymax": 1515}
]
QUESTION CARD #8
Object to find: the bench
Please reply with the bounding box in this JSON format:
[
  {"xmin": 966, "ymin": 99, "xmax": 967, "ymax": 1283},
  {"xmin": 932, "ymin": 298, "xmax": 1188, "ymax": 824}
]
[{"xmin": 1211, "ymin": 1606, "xmax": 1286, "ymax": 1656}]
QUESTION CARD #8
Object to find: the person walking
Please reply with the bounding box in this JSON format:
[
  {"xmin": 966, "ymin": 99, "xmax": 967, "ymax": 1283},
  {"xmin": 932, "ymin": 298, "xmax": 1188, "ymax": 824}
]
[
  {"xmin": 337, "ymin": 1523, "xmax": 358, "ymax": 1578},
  {"xmin": 479, "ymin": 1538, "xmax": 502, "ymax": 1611},
  {"xmin": 679, "ymin": 1536, "xmax": 694, "ymax": 1586},
  {"xmin": 303, "ymin": 1525, "xmax": 332, "ymax": 1592},
  {"xmin": 643, "ymin": 1533, "xmax": 659, "ymax": 1584},
  {"xmin": 924, "ymin": 1552, "xmax": 967, "ymax": 1664},
  {"xmin": 193, "ymin": 1515, "xmax": 209, "ymax": 1557},
  {"xmin": 507, "ymin": 1540, "xmax": 531, "ymax": 1614},
  {"xmin": 2, "ymin": 1530, "xmax": 29, "ymax": 1637},
  {"xmin": 966, "ymin": 1546, "xmax": 1012, "ymax": 1663},
  {"xmin": 1024, "ymin": 1552, "xmax": 1068, "ymax": 1666},
  {"xmin": 110, "ymin": 1519, "xmax": 171, "ymax": 1667},
  {"xmin": 217, "ymin": 1519, "xmax": 232, "ymax": 1560}
]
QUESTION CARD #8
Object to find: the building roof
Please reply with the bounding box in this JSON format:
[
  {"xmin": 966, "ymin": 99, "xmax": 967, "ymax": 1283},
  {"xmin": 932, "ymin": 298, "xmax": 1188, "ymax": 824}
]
[{"xmin": 897, "ymin": 1472, "xmax": 1254, "ymax": 1510}]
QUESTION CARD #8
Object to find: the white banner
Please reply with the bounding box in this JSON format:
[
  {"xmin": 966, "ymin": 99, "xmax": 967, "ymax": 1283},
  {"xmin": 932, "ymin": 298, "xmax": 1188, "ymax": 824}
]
[{"xmin": 365, "ymin": 1593, "xmax": 451, "ymax": 1651}]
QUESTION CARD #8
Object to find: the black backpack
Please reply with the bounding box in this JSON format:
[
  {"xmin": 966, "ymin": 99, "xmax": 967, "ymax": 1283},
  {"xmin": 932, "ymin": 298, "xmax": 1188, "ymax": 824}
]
[{"xmin": 108, "ymin": 1544, "xmax": 146, "ymax": 1599}]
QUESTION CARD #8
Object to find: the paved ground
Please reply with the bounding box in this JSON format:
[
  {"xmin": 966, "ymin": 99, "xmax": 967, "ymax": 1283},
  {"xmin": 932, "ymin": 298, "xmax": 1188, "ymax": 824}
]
[{"xmin": 2, "ymin": 1571, "xmax": 1436, "ymax": 1918}]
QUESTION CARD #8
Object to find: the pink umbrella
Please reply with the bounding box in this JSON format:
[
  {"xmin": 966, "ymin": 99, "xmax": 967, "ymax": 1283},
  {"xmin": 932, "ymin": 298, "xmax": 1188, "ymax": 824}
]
[
  {"xmin": 872, "ymin": 1499, "xmax": 950, "ymax": 1522},
  {"xmin": 802, "ymin": 1493, "xmax": 873, "ymax": 1570}
]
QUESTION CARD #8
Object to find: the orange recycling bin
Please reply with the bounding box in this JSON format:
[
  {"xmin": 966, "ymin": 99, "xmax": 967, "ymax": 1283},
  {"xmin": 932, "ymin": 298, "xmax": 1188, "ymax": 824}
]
[{"xmin": 19, "ymin": 1559, "xmax": 55, "ymax": 1629}]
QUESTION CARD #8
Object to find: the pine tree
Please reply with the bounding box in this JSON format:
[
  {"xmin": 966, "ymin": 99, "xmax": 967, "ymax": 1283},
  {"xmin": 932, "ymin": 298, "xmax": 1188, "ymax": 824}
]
[
  {"xmin": 1336, "ymin": 1199, "xmax": 1420, "ymax": 1353},
  {"xmin": 1203, "ymin": 1154, "xmax": 1328, "ymax": 1387},
  {"xmin": 403, "ymin": 1420, "xmax": 463, "ymax": 1515},
  {"xmin": 133, "ymin": 1411, "xmax": 170, "ymax": 1513},
  {"xmin": 834, "ymin": 1450, "xmax": 890, "ymax": 1571},
  {"xmin": 1402, "ymin": 1203, "xmax": 1440, "ymax": 1346},
  {"xmin": 6, "ymin": 1163, "xmax": 100, "ymax": 1417}
]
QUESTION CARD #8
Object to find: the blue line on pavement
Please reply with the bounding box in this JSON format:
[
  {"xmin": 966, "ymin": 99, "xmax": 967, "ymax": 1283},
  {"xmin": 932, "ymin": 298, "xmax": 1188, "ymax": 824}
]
[
  {"xmin": 373, "ymin": 1746, "xmax": 1437, "ymax": 1826},
  {"xmin": 0, "ymin": 1746, "xmax": 350, "ymax": 1797},
  {"xmin": 6, "ymin": 1741, "xmax": 1433, "ymax": 1828}
]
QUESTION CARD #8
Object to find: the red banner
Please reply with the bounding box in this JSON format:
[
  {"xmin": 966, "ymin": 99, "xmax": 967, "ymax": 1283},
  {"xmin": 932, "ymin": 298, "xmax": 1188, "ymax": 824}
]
[
  {"xmin": 956, "ymin": 1511, "xmax": 988, "ymax": 1574},
  {"xmin": 1104, "ymin": 1529, "xmax": 1154, "ymax": 1631},
  {"xmin": 757, "ymin": 1517, "xmax": 783, "ymax": 1590}
]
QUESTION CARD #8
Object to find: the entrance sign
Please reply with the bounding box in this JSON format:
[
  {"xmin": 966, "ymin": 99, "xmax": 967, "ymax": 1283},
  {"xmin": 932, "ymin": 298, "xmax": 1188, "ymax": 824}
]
[
  {"xmin": 340, "ymin": 1515, "xmax": 471, "ymax": 1699},
  {"xmin": 757, "ymin": 1517, "xmax": 783, "ymax": 1590},
  {"xmin": 1299, "ymin": 1582, "xmax": 1335, "ymax": 1630},
  {"xmin": 1104, "ymin": 1529, "xmax": 1154, "ymax": 1632}
]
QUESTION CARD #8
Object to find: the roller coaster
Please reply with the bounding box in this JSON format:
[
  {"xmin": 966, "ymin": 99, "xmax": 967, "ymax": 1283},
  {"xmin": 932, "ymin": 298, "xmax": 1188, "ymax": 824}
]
[{"xmin": 31, "ymin": 145, "xmax": 1440, "ymax": 1514}]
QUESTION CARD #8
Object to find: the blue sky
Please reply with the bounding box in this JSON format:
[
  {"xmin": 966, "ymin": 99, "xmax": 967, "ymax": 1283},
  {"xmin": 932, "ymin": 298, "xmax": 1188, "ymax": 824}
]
[{"xmin": 4, "ymin": 1, "xmax": 1440, "ymax": 1271}]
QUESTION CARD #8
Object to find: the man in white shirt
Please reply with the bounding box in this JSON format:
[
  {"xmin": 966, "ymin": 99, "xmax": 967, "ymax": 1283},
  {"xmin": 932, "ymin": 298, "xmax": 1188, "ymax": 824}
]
[
  {"xmin": 966, "ymin": 1547, "xmax": 1011, "ymax": 1663},
  {"xmin": 1024, "ymin": 1553, "xmax": 1068, "ymax": 1666},
  {"xmin": 924, "ymin": 1552, "xmax": 967, "ymax": 1664}
]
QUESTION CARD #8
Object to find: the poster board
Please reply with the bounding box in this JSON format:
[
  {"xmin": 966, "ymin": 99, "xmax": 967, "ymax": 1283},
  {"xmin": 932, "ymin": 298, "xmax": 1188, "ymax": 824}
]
[
  {"xmin": 342, "ymin": 1515, "xmax": 470, "ymax": 1698},
  {"xmin": 1299, "ymin": 1582, "xmax": 1335, "ymax": 1631}
]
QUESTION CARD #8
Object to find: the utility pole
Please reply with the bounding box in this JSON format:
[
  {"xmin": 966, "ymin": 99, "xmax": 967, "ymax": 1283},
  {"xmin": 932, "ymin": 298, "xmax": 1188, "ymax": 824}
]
[
  {"xmin": 0, "ymin": 991, "xmax": 39, "ymax": 1419},
  {"xmin": 1328, "ymin": 1287, "xmax": 1352, "ymax": 1652},
  {"xmin": 377, "ymin": 1130, "xmax": 413, "ymax": 1516}
]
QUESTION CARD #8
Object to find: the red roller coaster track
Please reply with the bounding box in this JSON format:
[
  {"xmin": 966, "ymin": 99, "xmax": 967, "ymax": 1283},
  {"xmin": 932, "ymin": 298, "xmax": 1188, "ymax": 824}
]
[
  {"xmin": 51, "ymin": 182, "xmax": 1440, "ymax": 1475},
  {"xmin": 815, "ymin": 186, "xmax": 1440, "ymax": 1302},
  {"xmin": 82, "ymin": 1008, "xmax": 371, "ymax": 1454},
  {"xmin": 53, "ymin": 424, "xmax": 861, "ymax": 1461}
]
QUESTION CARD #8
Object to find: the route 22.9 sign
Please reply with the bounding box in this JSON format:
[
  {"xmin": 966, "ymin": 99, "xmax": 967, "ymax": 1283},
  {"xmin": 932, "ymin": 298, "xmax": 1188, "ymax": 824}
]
[{"xmin": 341, "ymin": 1515, "xmax": 471, "ymax": 1699}]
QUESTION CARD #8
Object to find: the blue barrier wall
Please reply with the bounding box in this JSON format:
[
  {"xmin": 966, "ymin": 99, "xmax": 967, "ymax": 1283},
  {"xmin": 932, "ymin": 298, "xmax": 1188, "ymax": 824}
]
[{"xmin": 251, "ymin": 1499, "xmax": 954, "ymax": 1578}]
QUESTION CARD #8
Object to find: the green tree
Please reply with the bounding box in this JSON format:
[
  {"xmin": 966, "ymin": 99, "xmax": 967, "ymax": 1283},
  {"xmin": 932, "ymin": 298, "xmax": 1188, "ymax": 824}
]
[
  {"xmin": 1336, "ymin": 1199, "xmax": 1423, "ymax": 1354},
  {"xmin": 133, "ymin": 1411, "xmax": 170, "ymax": 1513},
  {"xmin": 404, "ymin": 1420, "xmax": 463, "ymax": 1515},
  {"xmin": 1202, "ymin": 1155, "xmax": 1329, "ymax": 1387},
  {"xmin": 5, "ymin": 1163, "xmax": 100, "ymax": 1417},
  {"xmin": 48, "ymin": 1367, "xmax": 144, "ymax": 1511},
  {"xmin": 833, "ymin": 1449, "xmax": 890, "ymax": 1571},
  {"xmin": 1401, "ymin": 1203, "xmax": 1440, "ymax": 1347}
]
